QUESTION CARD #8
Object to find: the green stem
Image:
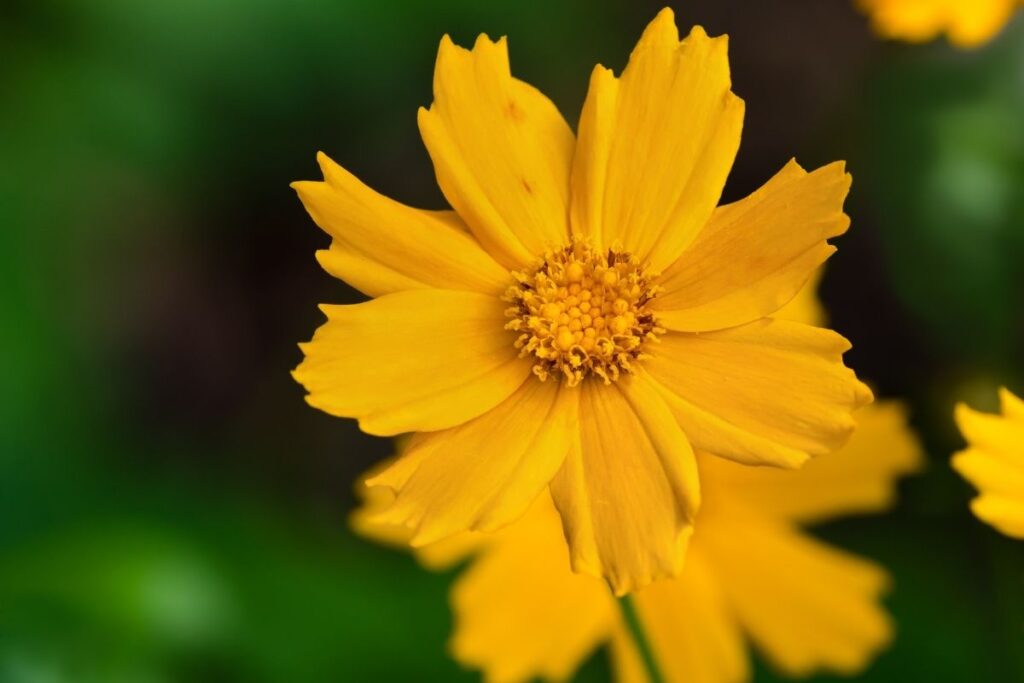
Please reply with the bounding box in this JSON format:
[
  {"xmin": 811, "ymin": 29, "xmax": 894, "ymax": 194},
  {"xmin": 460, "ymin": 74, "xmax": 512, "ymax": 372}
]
[{"xmin": 618, "ymin": 595, "xmax": 665, "ymax": 683}]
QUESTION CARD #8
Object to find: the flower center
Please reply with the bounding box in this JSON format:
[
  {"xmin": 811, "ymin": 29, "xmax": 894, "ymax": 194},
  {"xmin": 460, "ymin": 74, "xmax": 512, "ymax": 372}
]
[{"xmin": 504, "ymin": 240, "xmax": 663, "ymax": 386}]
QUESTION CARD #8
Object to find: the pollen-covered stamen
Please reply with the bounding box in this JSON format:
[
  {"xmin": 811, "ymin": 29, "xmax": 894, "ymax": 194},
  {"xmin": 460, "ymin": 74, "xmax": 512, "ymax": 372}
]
[{"xmin": 504, "ymin": 240, "xmax": 664, "ymax": 387}]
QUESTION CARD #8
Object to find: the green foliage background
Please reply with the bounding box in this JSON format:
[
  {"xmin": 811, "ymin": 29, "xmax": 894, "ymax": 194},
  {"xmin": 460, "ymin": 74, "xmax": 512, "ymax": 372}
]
[{"xmin": 1, "ymin": 1, "xmax": 1022, "ymax": 681}]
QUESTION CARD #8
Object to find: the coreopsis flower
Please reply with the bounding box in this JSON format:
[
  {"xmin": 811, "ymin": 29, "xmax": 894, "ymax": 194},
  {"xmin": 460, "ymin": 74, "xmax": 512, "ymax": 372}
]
[
  {"xmin": 353, "ymin": 293, "xmax": 922, "ymax": 682},
  {"xmin": 953, "ymin": 388, "xmax": 1024, "ymax": 537},
  {"xmin": 294, "ymin": 7, "xmax": 871, "ymax": 594},
  {"xmin": 857, "ymin": 0, "xmax": 1020, "ymax": 48}
]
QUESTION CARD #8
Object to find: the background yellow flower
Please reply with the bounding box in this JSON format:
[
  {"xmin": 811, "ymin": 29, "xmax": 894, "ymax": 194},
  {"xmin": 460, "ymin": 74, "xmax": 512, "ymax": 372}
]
[
  {"xmin": 857, "ymin": 0, "xmax": 1020, "ymax": 47},
  {"xmin": 954, "ymin": 389, "xmax": 1024, "ymax": 537}
]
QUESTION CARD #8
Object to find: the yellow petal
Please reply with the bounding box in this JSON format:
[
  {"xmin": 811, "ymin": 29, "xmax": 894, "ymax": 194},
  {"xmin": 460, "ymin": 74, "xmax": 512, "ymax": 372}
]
[
  {"xmin": 449, "ymin": 494, "xmax": 615, "ymax": 683},
  {"xmin": 366, "ymin": 379, "xmax": 577, "ymax": 545},
  {"xmin": 774, "ymin": 268, "xmax": 827, "ymax": 327},
  {"xmin": 969, "ymin": 495, "xmax": 1024, "ymax": 538},
  {"xmin": 1001, "ymin": 387, "xmax": 1024, "ymax": 422},
  {"xmin": 569, "ymin": 65, "xmax": 618, "ymax": 248},
  {"xmin": 953, "ymin": 448, "xmax": 1024, "ymax": 504},
  {"xmin": 418, "ymin": 33, "xmax": 574, "ymax": 268},
  {"xmin": 646, "ymin": 319, "xmax": 873, "ymax": 468},
  {"xmin": 349, "ymin": 461, "xmax": 486, "ymax": 570},
  {"xmin": 293, "ymin": 289, "xmax": 531, "ymax": 436},
  {"xmin": 955, "ymin": 401, "xmax": 1024, "ymax": 458},
  {"xmin": 702, "ymin": 512, "xmax": 892, "ymax": 677},
  {"xmin": 857, "ymin": 0, "xmax": 1017, "ymax": 48},
  {"xmin": 626, "ymin": 547, "xmax": 750, "ymax": 683},
  {"xmin": 953, "ymin": 393, "xmax": 1024, "ymax": 538},
  {"xmin": 699, "ymin": 400, "xmax": 923, "ymax": 524},
  {"xmin": 570, "ymin": 9, "xmax": 744, "ymax": 273},
  {"xmin": 653, "ymin": 160, "xmax": 850, "ymax": 332},
  {"xmin": 293, "ymin": 153, "xmax": 508, "ymax": 297},
  {"xmin": 550, "ymin": 375, "xmax": 700, "ymax": 595}
]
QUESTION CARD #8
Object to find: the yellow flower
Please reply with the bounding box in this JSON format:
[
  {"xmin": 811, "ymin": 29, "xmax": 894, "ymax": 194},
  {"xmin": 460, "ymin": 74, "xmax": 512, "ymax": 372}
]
[
  {"xmin": 953, "ymin": 388, "xmax": 1024, "ymax": 537},
  {"xmin": 354, "ymin": 337, "xmax": 921, "ymax": 682},
  {"xmin": 857, "ymin": 0, "xmax": 1020, "ymax": 48},
  {"xmin": 294, "ymin": 7, "xmax": 871, "ymax": 594}
]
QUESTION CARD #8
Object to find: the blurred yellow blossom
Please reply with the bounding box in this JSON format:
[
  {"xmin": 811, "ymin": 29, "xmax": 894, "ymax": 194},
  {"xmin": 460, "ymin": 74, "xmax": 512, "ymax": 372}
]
[
  {"xmin": 294, "ymin": 7, "xmax": 870, "ymax": 594},
  {"xmin": 857, "ymin": 0, "xmax": 1019, "ymax": 47},
  {"xmin": 954, "ymin": 388, "xmax": 1024, "ymax": 537}
]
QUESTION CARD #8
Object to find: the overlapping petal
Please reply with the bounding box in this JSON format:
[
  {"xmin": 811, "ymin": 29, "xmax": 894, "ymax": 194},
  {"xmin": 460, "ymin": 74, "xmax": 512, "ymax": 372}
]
[
  {"xmin": 365, "ymin": 378, "xmax": 577, "ymax": 545},
  {"xmin": 775, "ymin": 269, "xmax": 827, "ymax": 326},
  {"xmin": 701, "ymin": 512, "xmax": 892, "ymax": 677},
  {"xmin": 646, "ymin": 319, "xmax": 873, "ymax": 469},
  {"xmin": 449, "ymin": 495, "xmax": 614, "ymax": 683},
  {"xmin": 614, "ymin": 549, "xmax": 749, "ymax": 683},
  {"xmin": 350, "ymin": 467, "xmax": 486, "ymax": 570},
  {"xmin": 293, "ymin": 289, "xmax": 532, "ymax": 436},
  {"xmin": 570, "ymin": 8, "xmax": 744, "ymax": 272},
  {"xmin": 549, "ymin": 374, "xmax": 700, "ymax": 595},
  {"xmin": 293, "ymin": 153, "xmax": 508, "ymax": 297},
  {"xmin": 953, "ymin": 389, "xmax": 1024, "ymax": 538},
  {"xmin": 653, "ymin": 160, "xmax": 851, "ymax": 332},
  {"xmin": 419, "ymin": 33, "xmax": 575, "ymax": 268},
  {"xmin": 702, "ymin": 400, "xmax": 923, "ymax": 524}
]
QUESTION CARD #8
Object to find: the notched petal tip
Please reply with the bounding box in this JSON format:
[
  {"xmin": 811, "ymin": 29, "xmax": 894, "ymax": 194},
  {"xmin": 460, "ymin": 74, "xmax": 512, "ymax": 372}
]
[
  {"xmin": 588, "ymin": 62, "xmax": 616, "ymax": 83},
  {"xmin": 291, "ymin": 152, "xmax": 337, "ymax": 191},
  {"xmin": 688, "ymin": 24, "xmax": 709, "ymax": 39},
  {"xmin": 784, "ymin": 157, "xmax": 808, "ymax": 174},
  {"xmin": 473, "ymin": 32, "xmax": 507, "ymax": 51},
  {"xmin": 645, "ymin": 7, "xmax": 680, "ymax": 41},
  {"xmin": 435, "ymin": 30, "xmax": 508, "ymax": 71},
  {"xmin": 438, "ymin": 32, "xmax": 456, "ymax": 51}
]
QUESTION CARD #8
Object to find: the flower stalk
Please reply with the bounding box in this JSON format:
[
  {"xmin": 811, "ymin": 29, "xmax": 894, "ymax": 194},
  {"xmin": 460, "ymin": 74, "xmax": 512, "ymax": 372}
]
[{"xmin": 618, "ymin": 595, "xmax": 665, "ymax": 683}]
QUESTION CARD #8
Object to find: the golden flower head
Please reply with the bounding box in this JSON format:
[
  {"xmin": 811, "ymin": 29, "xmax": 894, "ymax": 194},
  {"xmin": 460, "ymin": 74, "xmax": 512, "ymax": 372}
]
[
  {"xmin": 293, "ymin": 7, "xmax": 872, "ymax": 594},
  {"xmin": 954, "ymin": 388, "xmax": 1024, "ymax": 537},
  {"xmin": 504, "ymin": 239, "xmax": 664, "ymax": 386},
  {"xmin": 857, "ymin": 0, "xmax": 1020, "ymax": 48}
]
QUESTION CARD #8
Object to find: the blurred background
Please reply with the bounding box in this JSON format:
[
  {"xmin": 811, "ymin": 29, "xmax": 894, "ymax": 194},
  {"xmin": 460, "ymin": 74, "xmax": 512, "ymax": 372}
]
[{"xmin": 2, "ymin": 0, "xmax": 1023, "ymax": 681}]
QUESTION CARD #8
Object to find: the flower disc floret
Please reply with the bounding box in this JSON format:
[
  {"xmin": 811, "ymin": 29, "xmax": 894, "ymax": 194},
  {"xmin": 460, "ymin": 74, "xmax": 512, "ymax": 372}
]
[{"xmin": 504, "ymin": 240, "xmax": 663, "ymax": 386}]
